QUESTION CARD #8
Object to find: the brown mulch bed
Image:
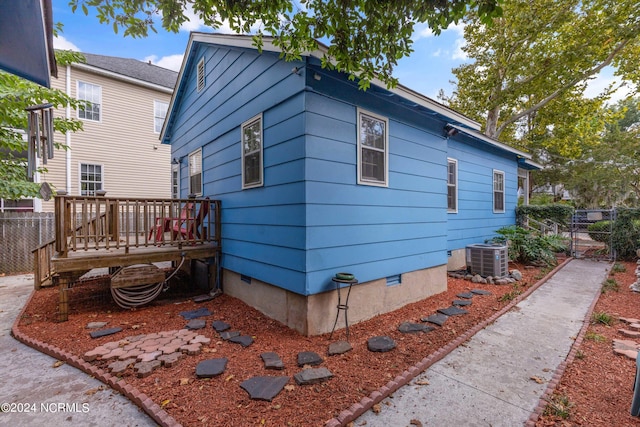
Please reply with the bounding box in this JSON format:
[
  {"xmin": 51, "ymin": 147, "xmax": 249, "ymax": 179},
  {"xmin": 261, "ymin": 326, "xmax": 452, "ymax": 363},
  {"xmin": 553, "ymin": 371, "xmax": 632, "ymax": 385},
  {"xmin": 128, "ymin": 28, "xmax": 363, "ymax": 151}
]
[
  {"xmin": 536, "ymin": 259, "xmax": 640, "ymax": 427},
  {"xmin": 15, "ymin": 257, "xmax": 638, "ymax": 426}
]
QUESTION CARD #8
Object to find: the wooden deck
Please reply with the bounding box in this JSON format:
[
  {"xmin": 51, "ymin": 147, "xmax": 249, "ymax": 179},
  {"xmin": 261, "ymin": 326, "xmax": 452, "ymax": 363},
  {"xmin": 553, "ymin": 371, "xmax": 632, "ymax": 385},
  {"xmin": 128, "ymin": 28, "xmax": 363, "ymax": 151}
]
[{"xmin": 34, "ymin": 195, "xmax": 222, "ymax": 320}]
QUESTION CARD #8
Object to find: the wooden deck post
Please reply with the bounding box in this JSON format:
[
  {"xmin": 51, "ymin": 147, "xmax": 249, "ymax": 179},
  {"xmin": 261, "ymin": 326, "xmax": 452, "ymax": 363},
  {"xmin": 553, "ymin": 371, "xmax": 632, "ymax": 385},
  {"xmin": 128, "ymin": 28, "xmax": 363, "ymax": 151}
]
[{"xmin": 57, "ymin": 273, "xmax": 70, "ymax": 322}]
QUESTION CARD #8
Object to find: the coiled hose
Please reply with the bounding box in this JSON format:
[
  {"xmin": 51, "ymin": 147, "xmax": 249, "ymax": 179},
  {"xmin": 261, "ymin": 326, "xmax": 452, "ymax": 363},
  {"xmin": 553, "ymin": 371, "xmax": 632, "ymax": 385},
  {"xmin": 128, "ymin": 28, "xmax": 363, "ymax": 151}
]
[{"xmin": 110, "ymin": 256, "xmax": 186, "ymax": 309}]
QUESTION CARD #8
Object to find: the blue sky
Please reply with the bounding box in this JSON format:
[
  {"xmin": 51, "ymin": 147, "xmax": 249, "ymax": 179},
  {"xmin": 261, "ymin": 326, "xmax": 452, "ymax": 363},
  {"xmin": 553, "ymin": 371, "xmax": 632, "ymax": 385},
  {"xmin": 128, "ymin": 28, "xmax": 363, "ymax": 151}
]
[{"xmin": 51, "ymin": 0, "xmax": 628, "ymax": 103}]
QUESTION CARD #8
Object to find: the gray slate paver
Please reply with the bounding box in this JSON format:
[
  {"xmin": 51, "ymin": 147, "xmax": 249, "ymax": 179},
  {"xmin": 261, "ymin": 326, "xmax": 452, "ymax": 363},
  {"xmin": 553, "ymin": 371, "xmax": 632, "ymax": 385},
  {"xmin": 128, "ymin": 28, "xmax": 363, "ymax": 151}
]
[
  {"xmin": 186, "ymin": 318, "xmax": 206, "ymax": 330},
  {"xmin": 422, "ymin": 313, "xmax": 449, "ymax": 326},
  {"xmin": 456, "ymin": 292, "xmax": 475, "ymax": 299},
  {"xmin": 398, "ymin": 322, "xmax": 434, "ymax": 334},
  {"xmin": 438, "ymin": 306, "xmax": 469, "ymax": 316},
  {"xmin": 220, "ymin": 330, "xmax": 241, "ymax": 340},
  {"xmin": 453, "ymin": 299, "xmax": 472, "ymax": 306},
  {"xmin": 229, "ymin": 335, "xmax": 254, "ymax": 347},
  {"xmin": 212, "ymin": 320, "xmax": 231, "ymax": 332},
  {"xmin": 297, "ymin": 351, "xmax": 323, "ymax": 366},
  {"xmin": 294, "ymin": 367, "xmax": 334, "ymax": 385},
  {"xmin": 240, "ymin": 376, "xmax": 290, "ymax": 401},
  {"xmin": 196, "ymin": 358, "xmax": 228, "ymax": 378},
  {"xmin": 471, "ymin": 289, "xmax": 492, "ymax": 295},
  {"xmin": 367, "ymin": 336, "xmax": 396, "ymax": 352},
  {"xmin": 261, "ymin": 352, "xmax": 285, "ymax": 370},
  {"xmin": 89, "ymin": 327, "xmax": 123, "ymax": 339},
  {"xmin": 179, "ymin": 307, "xmax": 212, "ymax": 320},
  {"xmin": 328, "ymin": 341, "xmax": 353, "ymax": 355}
]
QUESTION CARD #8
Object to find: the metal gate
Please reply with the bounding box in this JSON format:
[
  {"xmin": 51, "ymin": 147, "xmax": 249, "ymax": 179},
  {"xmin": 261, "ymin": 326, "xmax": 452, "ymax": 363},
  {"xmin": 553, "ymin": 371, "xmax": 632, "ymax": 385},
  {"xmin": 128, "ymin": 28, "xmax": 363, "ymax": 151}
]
[{"xmin": 570, "ymin": 209, "xmax": 615, "ymax": 260}]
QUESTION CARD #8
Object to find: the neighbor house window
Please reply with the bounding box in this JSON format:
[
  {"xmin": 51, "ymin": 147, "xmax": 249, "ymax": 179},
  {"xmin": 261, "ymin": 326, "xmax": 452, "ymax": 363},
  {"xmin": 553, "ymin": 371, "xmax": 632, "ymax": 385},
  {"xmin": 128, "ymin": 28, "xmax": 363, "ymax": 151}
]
[
  {"xmin": 77, "ymin": 81, "xmax": 101, "ymax": 121},
  {"xmin": 188, "ymin": 149, "xmax": 202, "ymax": 196},
  {"xmin": 447, "ymin": 158, "xmax": 458, "ymax": 213},
  {"xmin": 357, "ymin": 109, "xmax": 388, "ymax": 186},
  {"xmin": 493, "ymin": 170, "xmax": 505, "ymax": 213},
  {"xmin": 171, "ymin": 163, "xmax": 180, "ymax": 199},
  {"xmin": 197, "ymin": 57, "xmax": 205, "ymax": 92},
  {"xmin": 154, "ymin": 100, "xmax": 168, "ymax": 133},
  {"xmin": 241, "ymin": 113, "xmax": 263, "ymax": 189},
  {"xmin": 80, "ymin": 163, "xmax": 103, "ymax": 196}
]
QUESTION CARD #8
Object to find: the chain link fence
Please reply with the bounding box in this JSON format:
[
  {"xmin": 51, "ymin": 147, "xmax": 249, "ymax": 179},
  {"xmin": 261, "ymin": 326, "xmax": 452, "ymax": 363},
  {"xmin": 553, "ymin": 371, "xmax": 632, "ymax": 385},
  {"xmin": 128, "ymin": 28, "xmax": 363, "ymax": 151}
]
[{"xmin": 0, "ymin": 212, "xmax": 54, "ymax": 274}]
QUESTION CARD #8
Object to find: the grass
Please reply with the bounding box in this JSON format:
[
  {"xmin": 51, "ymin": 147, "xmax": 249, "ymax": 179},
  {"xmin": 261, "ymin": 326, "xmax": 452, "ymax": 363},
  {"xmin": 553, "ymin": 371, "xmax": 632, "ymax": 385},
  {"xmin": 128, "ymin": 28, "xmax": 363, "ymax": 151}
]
[
  {"xmin": 592, "ymin": 311, "xmax": 614, "ymax": 326},
  {"xmin": 575, "ymin": 349, "xmax": 585, "ymax": 360},
  {"xmin": 611, "ymin": 263, "xmax": 627, "ymax": 273},
  {"xmin": 601, "ymin": 278, "xmax": 620, "ymax": 294},
  {"xmin": 544, "ymin": 394, "xmax": 574, "ymax": 419},
  {"xmin": 585, "ymin": 331, "xmax": 607, "ymax": 342},
  {"xmin": 498, "ymin": 284, "xmax": 522, "ymax": 302}
]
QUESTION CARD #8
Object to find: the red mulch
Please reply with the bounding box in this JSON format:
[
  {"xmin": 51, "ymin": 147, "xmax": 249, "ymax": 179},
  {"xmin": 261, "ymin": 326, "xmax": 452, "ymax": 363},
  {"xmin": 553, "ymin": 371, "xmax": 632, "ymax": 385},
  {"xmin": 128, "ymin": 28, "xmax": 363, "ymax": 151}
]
[{"xmin": 16, "ymin": 258, "xmax": 640, "ymax": 426}]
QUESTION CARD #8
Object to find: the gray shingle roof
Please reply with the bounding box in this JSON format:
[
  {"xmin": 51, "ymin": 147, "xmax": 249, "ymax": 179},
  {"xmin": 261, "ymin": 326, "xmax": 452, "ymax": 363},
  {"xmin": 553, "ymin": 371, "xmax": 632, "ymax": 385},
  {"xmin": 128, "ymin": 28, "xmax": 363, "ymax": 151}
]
[{"xmin": 81, "ymin": 52, "xmax": 177, "ymax": 89}]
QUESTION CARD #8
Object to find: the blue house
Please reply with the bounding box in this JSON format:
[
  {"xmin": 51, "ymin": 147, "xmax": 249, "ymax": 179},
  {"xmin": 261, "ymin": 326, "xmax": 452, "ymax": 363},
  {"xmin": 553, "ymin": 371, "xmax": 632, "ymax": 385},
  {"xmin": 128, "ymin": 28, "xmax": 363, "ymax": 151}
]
[{"xmin": 161, "ymin": 33, "xmax": 539, "ymax": 335}]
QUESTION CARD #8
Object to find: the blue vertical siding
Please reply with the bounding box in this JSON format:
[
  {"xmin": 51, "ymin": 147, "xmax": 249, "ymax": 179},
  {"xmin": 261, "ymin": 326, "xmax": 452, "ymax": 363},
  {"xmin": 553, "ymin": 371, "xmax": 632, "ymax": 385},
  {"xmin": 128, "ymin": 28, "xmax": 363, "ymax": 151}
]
[{"xmin": 446, "ymin": 136, "xmax": 518, "ymax": 252}]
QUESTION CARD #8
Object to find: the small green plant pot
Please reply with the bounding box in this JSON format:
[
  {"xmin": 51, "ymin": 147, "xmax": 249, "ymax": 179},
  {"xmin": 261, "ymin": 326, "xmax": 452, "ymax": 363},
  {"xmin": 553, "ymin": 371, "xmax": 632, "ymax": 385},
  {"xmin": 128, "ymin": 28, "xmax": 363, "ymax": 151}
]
[{"xmin": 335, "ymin": 272, "xmax": 354, "ymax": 281}]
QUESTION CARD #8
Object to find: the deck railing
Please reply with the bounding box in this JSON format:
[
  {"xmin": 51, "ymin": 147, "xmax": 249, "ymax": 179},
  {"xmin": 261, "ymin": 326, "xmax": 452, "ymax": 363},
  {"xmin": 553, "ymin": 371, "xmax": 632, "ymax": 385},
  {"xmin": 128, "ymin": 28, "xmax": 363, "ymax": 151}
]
[{"xmin": 53, "ymin": 195, "xmax": 220, "ymax": 256}]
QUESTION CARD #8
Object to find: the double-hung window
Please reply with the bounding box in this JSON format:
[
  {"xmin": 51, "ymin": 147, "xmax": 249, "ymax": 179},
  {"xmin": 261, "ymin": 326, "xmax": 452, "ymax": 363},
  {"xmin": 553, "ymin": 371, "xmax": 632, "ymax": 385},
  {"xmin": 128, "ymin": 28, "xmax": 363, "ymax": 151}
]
[
  {"xmin": 154, "ymin": 101, "xmax": 168, "ymax": 133},
  {"xmin": 80, "ymin": 163, "xmax": 103, "ymax": 196},
  {"xmin": 357, "ymin": 109, "xmax": 388, "ymax": 186},
  {"xmin": 447, "ymin": 158, "xmax": 458, "ymax": 213},
  {"xmin": 77, "ymin": 81, "xmax": 101, "ymax": 121},
  {"xmin": 188, "ymin": 149, "xmax": 202, "ymax": 196},
  {"xmin": 493, "ymin": 170, "xmax": 505, "ymax": 213},
  {"xmin": 171, "ymin": 163, "xmax": 180, "ymax": 199},
  {"xmin": 241, "ymin": 114, "xmax": 263, "ymax": 189}
]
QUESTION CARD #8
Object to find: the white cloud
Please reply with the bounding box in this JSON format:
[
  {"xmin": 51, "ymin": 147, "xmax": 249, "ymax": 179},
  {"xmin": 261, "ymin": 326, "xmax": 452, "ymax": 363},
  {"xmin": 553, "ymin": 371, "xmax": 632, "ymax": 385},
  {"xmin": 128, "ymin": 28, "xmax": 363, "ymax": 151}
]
[
  {"xmin": 451, "ymin": 37, "xmax": 468, "ymax": 61},
  {"xmin": 144, "ymin": 54, "xmax": 184, "ymax": 72},
  {"xmin": 53, "ymin": 35, "xmax": 80, "ymax": 51},
  {"xmin": 432, "ymin": 49, "xmax": 442, "ymax": 57},
  {"xmin": 584, "ymin": 66, "xmax": 635, "ymax": 104}
]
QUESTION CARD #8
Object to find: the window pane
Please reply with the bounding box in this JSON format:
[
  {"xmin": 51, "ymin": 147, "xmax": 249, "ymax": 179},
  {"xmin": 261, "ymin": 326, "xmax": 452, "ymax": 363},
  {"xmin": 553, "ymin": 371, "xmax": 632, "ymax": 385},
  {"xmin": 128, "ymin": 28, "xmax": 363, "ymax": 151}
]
[
  {"xmin": 189, "ymin": 150, "xmax": 202, "ymax": 195},
  {"xmin": 361, "ymin": 148, "xmax": 384, "ymax": 182},
  {"xmin": 360, "ymin": 115, "xmax": 385, "ymax": 149},
  {"xmin": 80, "ymin": 163, "xmax": 102, "ymax": 196},
  {"xmin": 494, "ymin": 191, "xmax": 504, "ymax": 211},
  {"xmin": 244, "ymin": 152, "xmax": 261, "ymax": 185},
  {"xmin": 448, "ymin": 186, "xmax": 456, "ymax": 211},
  {"xmin": 78, "ymin": 82, "xmax": 101, "ymax": 121},
  {"xmin": 243, "ymin": 120, "xmax": 261, "ymax": 154}
]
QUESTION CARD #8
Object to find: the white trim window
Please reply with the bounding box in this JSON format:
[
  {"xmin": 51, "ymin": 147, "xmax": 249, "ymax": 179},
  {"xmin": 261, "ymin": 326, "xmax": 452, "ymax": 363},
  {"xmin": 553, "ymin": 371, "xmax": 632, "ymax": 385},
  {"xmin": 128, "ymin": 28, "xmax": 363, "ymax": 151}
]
[
  {"xmin": 493, "ymin": 169, "xmax": 505, "ymax": 213},
  {"xmin": 197, "ymin": 57, "xmax": 205, "ymax": 92},
  {"xmin": 188, "ymin": 149, "xmax": 203, "ymax": 196},
  {"xmin": 171, "ymin": 162, "xmax": 180, "ymax": 199},
  {"xmin": 357, "ymin": 109, "xmax": 388, "ymax": 186},
  {"xmin": 80, "ymin": 163, "xmax": 103, "ymax": 196},
  {"xmin": 447, "ymin": 158, "xmax": 458, "ymax": 213},
  {"xmin": 241, "ymin": 113, "xmax": 263, "ymax": 189},
  {"xmin": 77, "ymin": 81, "xmax": 101, "ymax": 121},
  {"xmin": 154, "ymin": 100, "xmax": 168, "ymax": 134}
]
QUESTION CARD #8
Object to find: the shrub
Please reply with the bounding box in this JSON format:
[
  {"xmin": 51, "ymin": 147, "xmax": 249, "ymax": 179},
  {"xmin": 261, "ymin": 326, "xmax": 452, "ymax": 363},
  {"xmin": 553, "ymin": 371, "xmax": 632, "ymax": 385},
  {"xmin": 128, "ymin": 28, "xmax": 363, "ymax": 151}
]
[
  {"xmin": 611, "ymin": 209, "xmax": 640, "ymax": 259},
  {"xmin": 612, "ymin": 263, "xmax": 626, "ymax": 273},
  {"xmin": 592, "ymin": 311, "xmax": 614, "ymax": 325},
  {"xmin": 601, "ymin": 278, "xmax": 619, "ymax": 293},
  {"xmin": 587, "ymin": 220, "xmax": 612, "ymax": 243},
  {"xmin": 489, "ymin": 226, "xmax": 568, "ymax": 266},
  {"xmin": 516, "ymin": 204, "xmax": 574, "ymax": 228}
]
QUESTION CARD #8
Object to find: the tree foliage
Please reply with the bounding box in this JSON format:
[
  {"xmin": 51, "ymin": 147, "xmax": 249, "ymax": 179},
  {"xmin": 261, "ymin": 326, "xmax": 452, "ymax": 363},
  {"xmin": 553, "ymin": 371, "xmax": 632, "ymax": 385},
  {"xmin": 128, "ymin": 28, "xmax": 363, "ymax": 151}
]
[
  {"xmin": 447, "ymin": 0, "xmax": 640, "ymax": 144},
  {"xmin": 70, "ymin": 0, "xmax": 503, "ymax": 89},
  {"xmin": 0, "ymin": 51, "xmax": 85, "ymax": 200}
]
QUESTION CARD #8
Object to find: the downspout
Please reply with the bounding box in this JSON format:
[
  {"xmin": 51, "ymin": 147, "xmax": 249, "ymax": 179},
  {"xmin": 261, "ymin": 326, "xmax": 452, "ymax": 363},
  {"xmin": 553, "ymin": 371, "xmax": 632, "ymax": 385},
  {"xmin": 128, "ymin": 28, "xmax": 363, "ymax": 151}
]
[{"xmin": 65, "ymin": 64, "xmax": 71, "ymax": 193}]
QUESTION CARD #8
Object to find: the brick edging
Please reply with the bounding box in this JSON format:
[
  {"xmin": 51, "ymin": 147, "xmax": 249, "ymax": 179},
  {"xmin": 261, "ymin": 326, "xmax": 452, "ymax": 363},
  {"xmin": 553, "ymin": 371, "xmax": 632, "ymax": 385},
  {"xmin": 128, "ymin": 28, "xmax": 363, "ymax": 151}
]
[
  {"xmin": 324, "ymin": 257, "xmax": 574, "ymax": 427},
  {"xmin": 10, "ymin": 288, "xmax": 182, "ymax": 427},
  {"xmin": 524, "ymin": 259, "xmax": 604, "ymax": 427}
]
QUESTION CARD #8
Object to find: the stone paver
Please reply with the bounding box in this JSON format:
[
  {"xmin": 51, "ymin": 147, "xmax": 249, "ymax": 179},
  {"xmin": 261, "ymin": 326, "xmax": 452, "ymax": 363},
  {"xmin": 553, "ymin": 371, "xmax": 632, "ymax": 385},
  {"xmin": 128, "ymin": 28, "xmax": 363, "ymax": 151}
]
[
  {"xmin": 158, "ymin": 352, "xmax": 184, "ymax": 368},
  {"xmin": 398, "ymin": 322, "xmax": 434, "ymax": 334},
  {"xmin": 421, "ymin": 313, "xmax": 448, "ymax": 326},
  {"xmin": 438, "ymin": 306, "xmax": 468, "ymax": 316},
  {"xmin": 134, "ymin": 360, "xmax": 162, "ymax": 378},
  {"xmin": 367, "ymin": 336, "xmax": 396, "ymax": 352},
  {"xmin": 297, "ymin": 351, "xmax": 323, "ymax": 366},
  {"xmin": 89, "ymin": 327, "xmax": 123, "ymax": 338},
  {"xmin": 294, "ymin": 367, "xmax": 333, "ymax": 385},
  {"xmin": 186, "ymin": 319, "xmax": 207, "ymax": 330},
  {"xmin": 229, "ymin": 335, "xmax": 254, "ymax": 348},
  {"xmin": 179, "ymin": 307, "xmax": 212, "ymax": 319},
  {"xmin": 196, "ymin": 358, "xmax": 228, "ymax": 378},
  {"xmin": 241, "ymin": 376, "xmax": 290, "ymax": 401},
  {"xmin": 212, "ymin": 320, "xmax": 231, "ymax": 332},
  {"xmin": 328, "ymin": 341, "xmax": 353, "ymax": 356},
  {"xmin": 261, "ymin": 352, "xmax": 285, "ymax": 370}
]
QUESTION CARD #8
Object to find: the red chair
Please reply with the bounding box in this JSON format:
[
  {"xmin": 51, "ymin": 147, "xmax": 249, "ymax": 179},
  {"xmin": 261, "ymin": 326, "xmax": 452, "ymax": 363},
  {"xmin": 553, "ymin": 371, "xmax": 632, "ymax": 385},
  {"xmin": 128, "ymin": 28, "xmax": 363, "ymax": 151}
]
[
  {"xmin": 149, "ymin": 202, "xmax": 194, "ymax": 242},
  {"xmin": 171, "ymin": 198, "xmax": 210, "ymax": 242}
]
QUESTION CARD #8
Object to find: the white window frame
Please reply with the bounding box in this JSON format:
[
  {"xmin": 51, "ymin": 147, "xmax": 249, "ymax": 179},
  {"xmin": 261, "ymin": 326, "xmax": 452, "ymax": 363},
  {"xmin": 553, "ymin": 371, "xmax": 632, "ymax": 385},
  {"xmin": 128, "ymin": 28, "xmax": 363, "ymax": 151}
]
[
  {"xmin": 154, "ymin": 100, "xmax": 169, "ymax": 134},
  {"xmin": 188, "ymin": 149, "xmax": 203, "ymax": 197},
  {"xmin": 171, "ymin": 162, "xmax": 180, "ymax": 199},
  {"xmin": 447, "ymin": 158, "xmax": 458, "ymax": 213},
  {"xmin": 357, "ymin": 108, "xmax": 389, "ymax": 187},
  {"xmin": 79, "ymin": 163, "xmax": 104, "ymax": 196},
  {"xmin": 493, "ymin": 169, "xmax": 505, "ymax": 213},
  {"xmin": 77, "ymin": 81, "xmax": 101, "ymax": 122},
  {"xmin": 241, "ymin": 113, "xmax": 264, "ymax": 189},
  {"xmin": 197, "ymin": 57, "xmax": 205, "ymax": 92}
]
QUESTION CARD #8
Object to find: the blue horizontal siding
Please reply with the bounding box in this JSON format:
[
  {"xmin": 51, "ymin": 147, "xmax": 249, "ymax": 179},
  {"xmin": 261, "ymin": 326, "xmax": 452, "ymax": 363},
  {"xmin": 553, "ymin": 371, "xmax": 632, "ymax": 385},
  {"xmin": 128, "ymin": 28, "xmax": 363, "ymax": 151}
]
[{"xmin": 447, "ymin": 136, "xmax": 518, "ymax": 251}]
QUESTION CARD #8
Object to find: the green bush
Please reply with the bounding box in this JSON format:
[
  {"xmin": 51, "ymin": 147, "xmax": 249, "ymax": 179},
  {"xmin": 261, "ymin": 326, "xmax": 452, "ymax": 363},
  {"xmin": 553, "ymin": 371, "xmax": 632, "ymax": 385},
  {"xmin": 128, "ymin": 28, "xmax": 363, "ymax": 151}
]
[
  {"xmin": 516, "ymin": 204, "xmax": 574, "ymax": 228},
  {"xmin": 587, "ymin": 220, "xmax": 612, "ymax": 243},
  {"xmin": 488, "ymin": 226, "xmax": 568, "ymax": 266},
  {"xmin": 611, "ymin": 209, "xmax": 640, "ymax": 259}
]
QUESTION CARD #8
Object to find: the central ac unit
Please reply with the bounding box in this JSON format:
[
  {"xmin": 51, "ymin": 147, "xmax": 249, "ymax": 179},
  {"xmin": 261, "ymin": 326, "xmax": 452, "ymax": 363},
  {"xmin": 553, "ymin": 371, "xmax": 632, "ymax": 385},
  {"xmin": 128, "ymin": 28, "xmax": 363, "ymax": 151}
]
[{"xmin": 465, "ymin": 243, "xmax": 508, "ymax": 277}]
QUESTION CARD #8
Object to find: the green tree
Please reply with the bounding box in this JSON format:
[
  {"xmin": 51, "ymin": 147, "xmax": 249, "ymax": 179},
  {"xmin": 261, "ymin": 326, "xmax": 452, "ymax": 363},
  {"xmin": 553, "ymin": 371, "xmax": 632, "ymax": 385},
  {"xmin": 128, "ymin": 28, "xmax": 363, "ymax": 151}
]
[
  {"xmin": 70, "ymin": 0, "xmax": 503, "ymax": 89},
  {"xmin": 447, "ymin": 0, "xmax": 639, "ymax": 145},
  {"xmin": 0, "ymin": 50, "xmax": 85, "ymax": 199}
]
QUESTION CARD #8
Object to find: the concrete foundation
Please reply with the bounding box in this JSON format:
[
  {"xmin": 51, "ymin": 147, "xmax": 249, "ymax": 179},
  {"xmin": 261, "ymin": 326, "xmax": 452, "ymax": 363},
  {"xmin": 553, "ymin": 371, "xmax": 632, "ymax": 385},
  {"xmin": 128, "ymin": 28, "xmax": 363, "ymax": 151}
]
[
  {"xmin": 222, "ymin": 265, "xmax": 448, "ymax": 336},
  {"xmin": 447, "ymin": 248, "xmax": 466, "ymax": 271}
]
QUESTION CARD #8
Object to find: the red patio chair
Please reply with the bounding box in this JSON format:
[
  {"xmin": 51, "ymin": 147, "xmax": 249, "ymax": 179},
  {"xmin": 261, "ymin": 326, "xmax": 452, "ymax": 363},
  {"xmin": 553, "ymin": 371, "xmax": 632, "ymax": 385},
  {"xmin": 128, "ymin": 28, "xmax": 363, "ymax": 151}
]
[
  {"xmin": 171, "ymin": 198, "xmax": 210, "ymax": 242},
  {"xmin": 149, "ymin": 202, "xmax": 194, "ymax": 242}
]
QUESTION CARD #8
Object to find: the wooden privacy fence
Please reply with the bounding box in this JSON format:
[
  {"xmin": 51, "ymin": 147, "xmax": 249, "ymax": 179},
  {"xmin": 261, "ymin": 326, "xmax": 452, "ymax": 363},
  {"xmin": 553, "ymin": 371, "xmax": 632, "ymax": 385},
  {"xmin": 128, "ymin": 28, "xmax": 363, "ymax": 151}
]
[{"xmin": 0, "ymin": 212, "xmax": 55, "ymax": 275}]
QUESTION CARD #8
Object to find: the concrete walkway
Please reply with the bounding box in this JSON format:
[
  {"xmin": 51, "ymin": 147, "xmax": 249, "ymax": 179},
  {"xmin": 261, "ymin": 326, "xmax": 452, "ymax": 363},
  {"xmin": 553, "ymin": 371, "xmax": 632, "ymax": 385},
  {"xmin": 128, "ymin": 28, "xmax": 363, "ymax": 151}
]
[
  {"xmin": 0, "ymin": 274, "xmax": 156, "ymax": 427},
  {"xmin": 355, "ymin": 259, "xmax": 610, "ymax": 427}
]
